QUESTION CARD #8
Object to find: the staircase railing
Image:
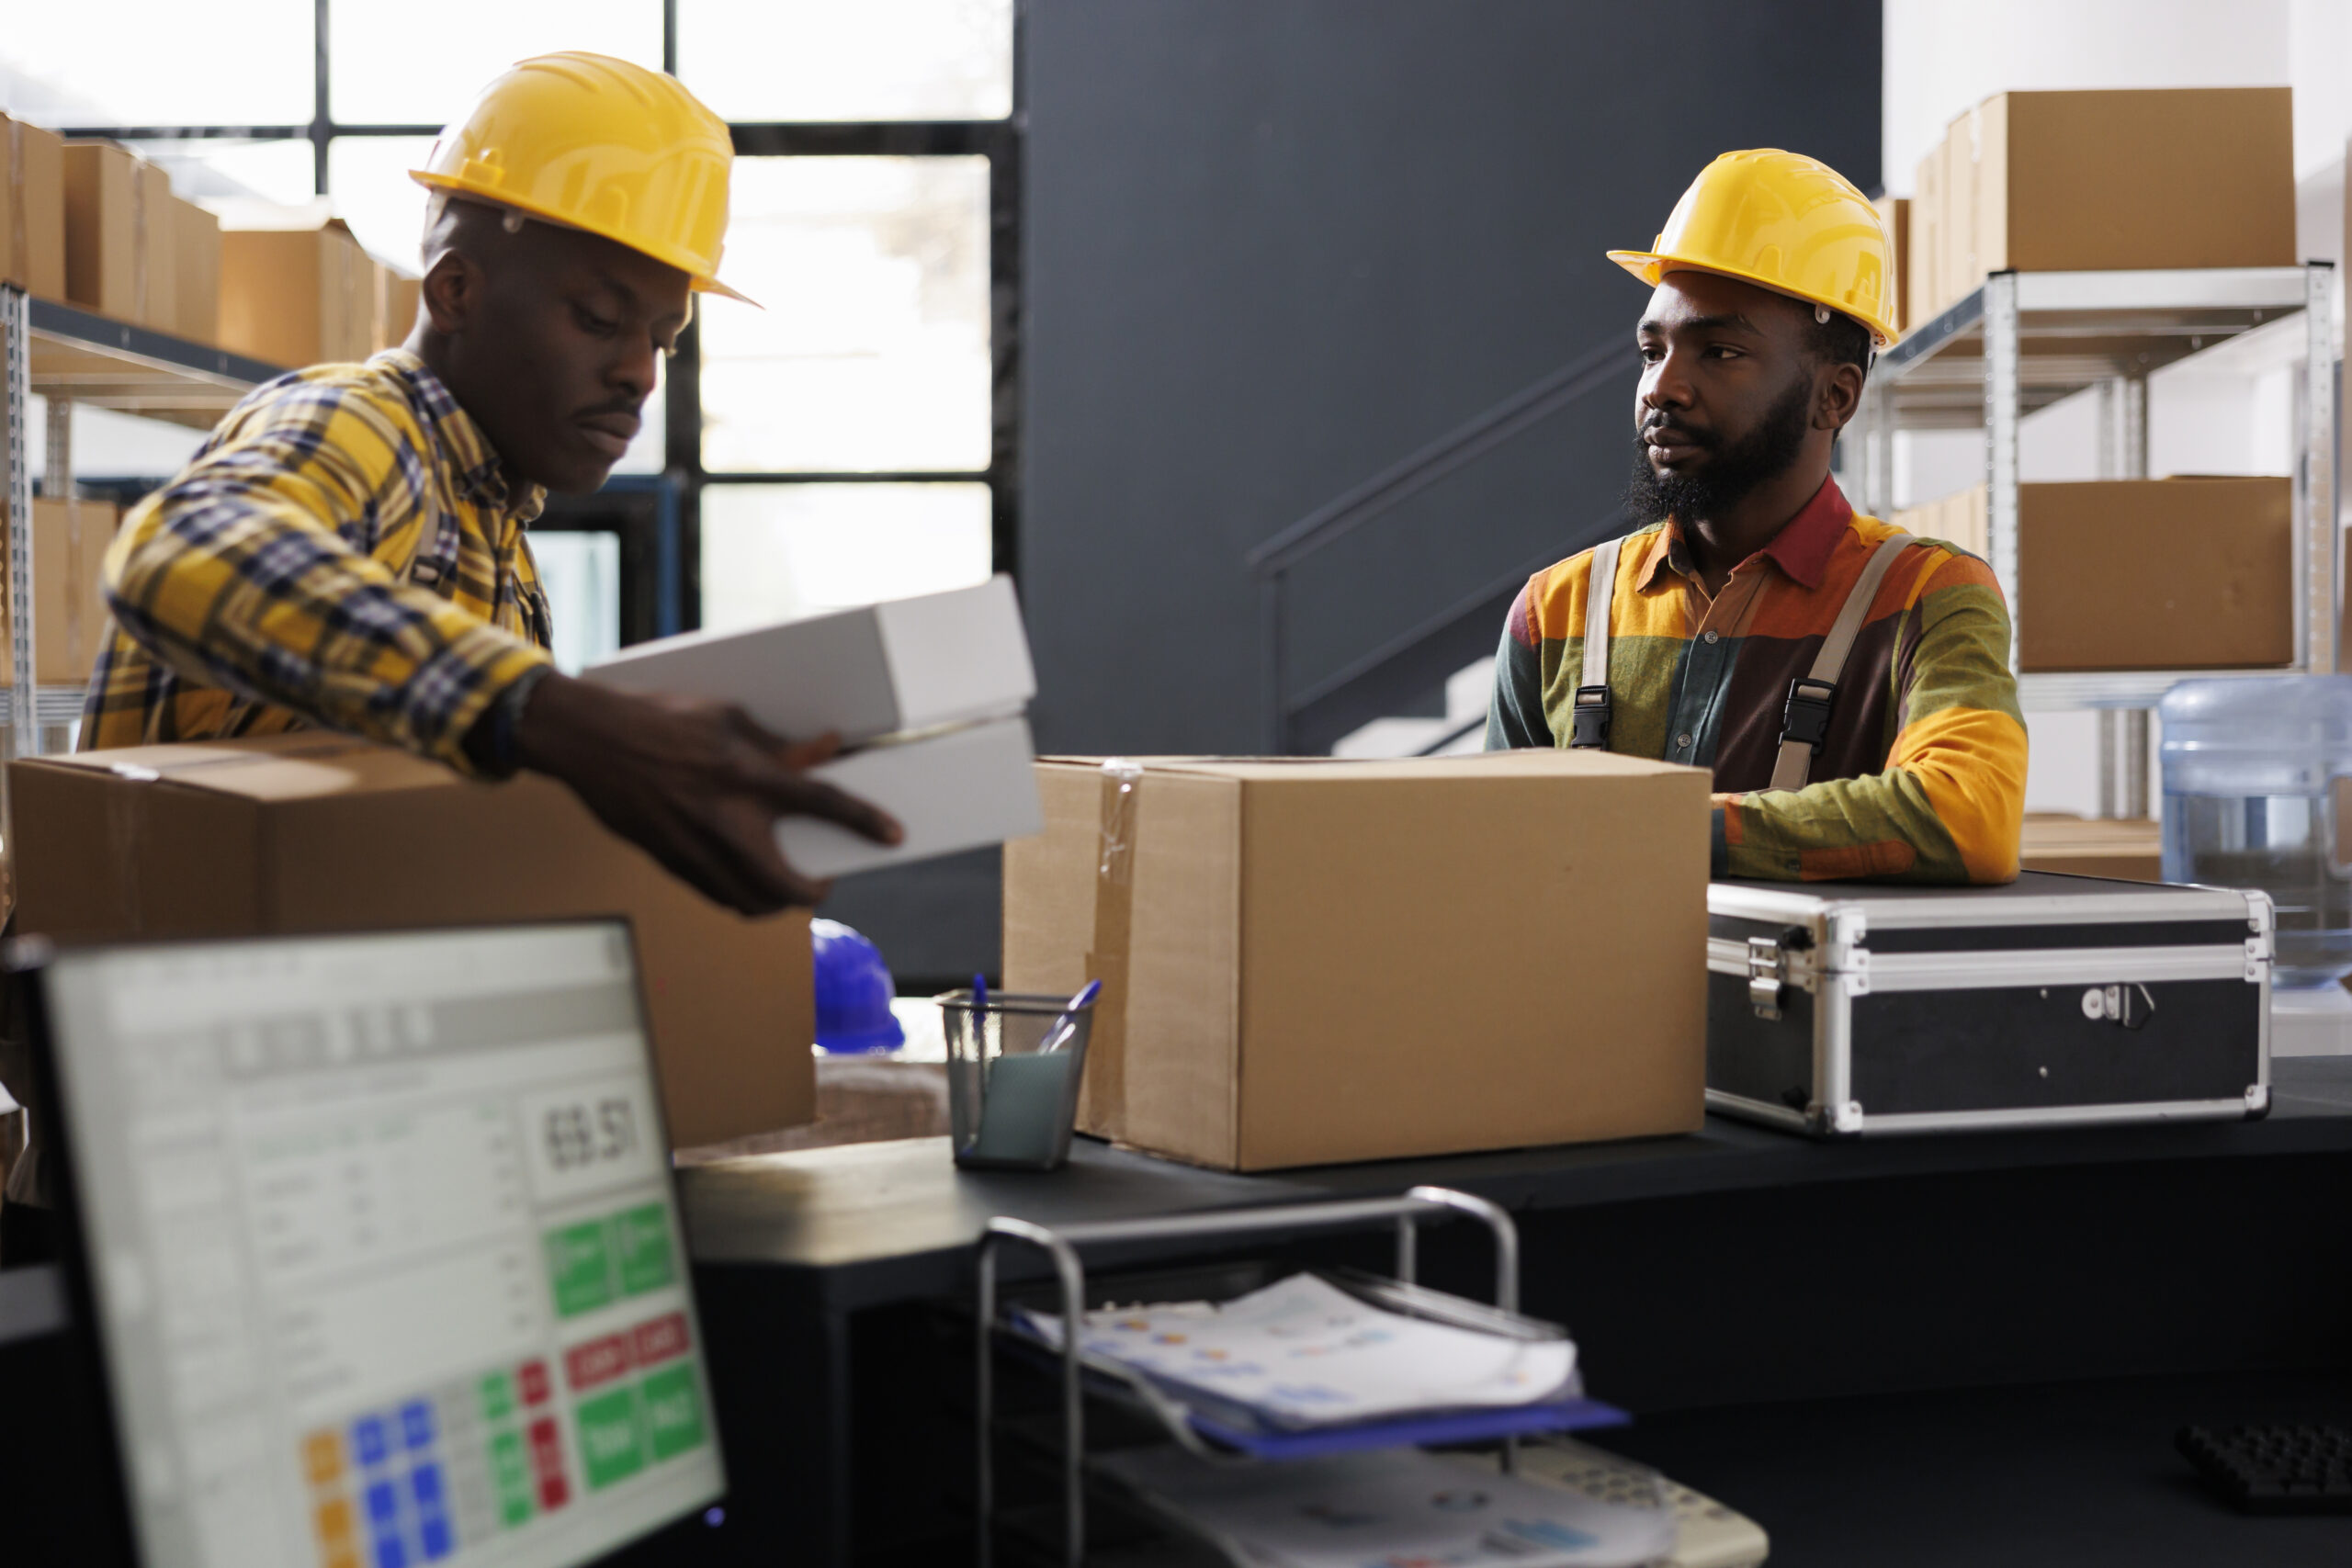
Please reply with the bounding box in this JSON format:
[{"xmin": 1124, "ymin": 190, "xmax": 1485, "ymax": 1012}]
[{"xmin": 1249, "ymin": 337, "xmax": 1642, "ymax": 753}]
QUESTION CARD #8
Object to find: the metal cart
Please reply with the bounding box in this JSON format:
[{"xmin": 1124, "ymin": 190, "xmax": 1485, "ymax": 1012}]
[
  {"xmin": 974, "ymin": 1186, "xmax": 1647, "ymax": 1568},
  {"xmin": 1844, "ymin": 264, "xmax": 2338, "ymax": 818}
]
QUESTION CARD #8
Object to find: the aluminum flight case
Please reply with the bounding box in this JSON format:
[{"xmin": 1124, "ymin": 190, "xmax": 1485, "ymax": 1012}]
[{"xmin": 1706, "ymin": 871, "xmax": 2272, "ymax": 1137}]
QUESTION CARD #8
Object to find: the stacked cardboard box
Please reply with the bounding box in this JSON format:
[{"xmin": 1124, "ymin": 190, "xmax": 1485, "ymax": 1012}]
[
  {"xmin": 1906, "ymin": 88, "xmax": 2295, "ymax": 321},
  {"xmin": 1894, "ymin": 478, "xmax": 2290, "ymax": 671},
  {"xmin": 0, "ymin": 498, "xmax": 119, "ymax": 687},
  {"xmin": 1871, "ymin": 195, "xmax": 1909, "ymax": 338},
  {"xmin": 373, "ymin": 262, "xmax": 422, "ymax": 352},
  {"xmin": 220, "ymin": 216, "xmax": 376, "ymax": 367},
  {"xmin": 1, "ymin": 115, "xmax": 67, "ymax": 301},
  {"xmin": 63, "ymin": 141, "xmax": 173, "ymax": 328}
]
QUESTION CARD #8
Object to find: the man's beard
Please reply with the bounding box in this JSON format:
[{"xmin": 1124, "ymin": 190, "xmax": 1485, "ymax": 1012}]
[{"xmin": 1624, "ymin": 374, "xmax": 1815, "ymax": 528}]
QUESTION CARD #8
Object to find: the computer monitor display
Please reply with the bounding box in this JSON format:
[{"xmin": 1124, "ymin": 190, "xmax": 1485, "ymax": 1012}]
[{"xmin": 35, "ymin": 923, "xmax": 725, "ymax": 1568}]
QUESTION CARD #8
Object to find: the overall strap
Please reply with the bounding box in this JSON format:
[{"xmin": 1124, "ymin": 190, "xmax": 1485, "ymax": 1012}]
[
  {"xmin": 1768, "ymin": 532, "xmax": 1917, "ymax": 792},
  {"xmin": 1570, "ymin": 536, "xmax": 1624, "ymax": 749}
]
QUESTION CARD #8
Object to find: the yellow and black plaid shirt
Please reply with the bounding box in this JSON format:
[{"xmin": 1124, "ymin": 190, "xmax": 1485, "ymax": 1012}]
[{"xmin": 82, "ymin": 350, "xmax": 555, "ymax": 772}]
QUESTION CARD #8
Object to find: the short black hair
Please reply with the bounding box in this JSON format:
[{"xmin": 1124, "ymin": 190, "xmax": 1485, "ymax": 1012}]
[{"xmin": 1806, "ymin": 307, "xmax": 1872, "ymax": 375}]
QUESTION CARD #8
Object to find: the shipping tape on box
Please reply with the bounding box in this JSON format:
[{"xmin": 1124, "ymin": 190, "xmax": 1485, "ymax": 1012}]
[{"xmin": 1080, "ymin": 758, "xmax": 1143, "ymax": 1131}]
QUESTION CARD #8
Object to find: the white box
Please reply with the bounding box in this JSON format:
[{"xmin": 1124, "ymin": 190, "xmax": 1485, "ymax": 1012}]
[
  {"xmin": 585, "ymin": 577, "xmax": 1035, "ymax": 746},
  {"xmin": 777, "ymin": 716, "xmax": 1045, "ymax": 879}
]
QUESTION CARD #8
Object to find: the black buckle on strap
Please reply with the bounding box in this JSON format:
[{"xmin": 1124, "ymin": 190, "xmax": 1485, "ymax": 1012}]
[
  {"xmin": 1780, "ymin": 677, "xmax": 1837, "ymax": 750},
  {"xmin": 1570, "ymin": 684, "xmax": 1611, "ymax": 749}
]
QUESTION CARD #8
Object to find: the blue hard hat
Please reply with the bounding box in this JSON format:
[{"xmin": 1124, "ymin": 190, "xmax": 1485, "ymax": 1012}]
[{"xmin": 811, "ymin": 918, "xmax": 905, "ymax": 1054}]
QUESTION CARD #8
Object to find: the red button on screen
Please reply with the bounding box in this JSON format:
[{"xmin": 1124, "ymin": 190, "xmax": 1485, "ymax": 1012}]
[
  {"xmin": 518, "ymin": 1359, "xmax": 550, "ymax": 1406},
  {"xmin": 632, "ymin": 1312, "xmax": 690, "ymax": 1366},
  {"xmin": 565, "ymin": 1333, "xmax": 633, "ymax": 1392}
]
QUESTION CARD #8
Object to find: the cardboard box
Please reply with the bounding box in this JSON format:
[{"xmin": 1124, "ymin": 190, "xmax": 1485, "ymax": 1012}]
[
  {"xmin": 220, "ymin": 217, "xmax": 373, "ymax": 367},
  {"xmin": 590, "ymin": 576, "xmax": 1035, "ymax": 746},
  {"xmin": 1913, "ymin": 478, "xmax": 2290, "ymax": 671},
  {"xmin": 1940, "ymin": 88, "xmax": 2295, "ymax": 301},
  {"xmin": 1003, "ymin": 750, "xmax": 1712, "ymax": 1171},
  {"xmin": 374, "ymin": 263, "xmax": 421, "ymax": 352},
  {"xmin": 779, "ymin": 714, "xmax": 1043, "ymax": 878},
  {"xmin": 2019, "ymin": 815, "xmax": 2161, "ymax": 883},
  {"xmin": 62, "ymin": 141, "xmax": 160, "ymax": 323},
  {"xmin": 1, "ymin": 115, "xmax": 67, "ymax": 301},
  {"xmin": 171, "ymin": 195, "xmax": 220, "ymax": 345},
  {"xmin": 7, "ymin": 734, "xmax": 818, "ymax": 1149},
  {"xmin": 0, "ymin": 498, "xmax": 119, "ymax": 686},
  {"xmin": 1908, "ymin": 144, "xmax": 1943, "ymax": 325},
  {"xmin": 1873, "ymin": 194, "xmax": 1908, "ymax": 336}
]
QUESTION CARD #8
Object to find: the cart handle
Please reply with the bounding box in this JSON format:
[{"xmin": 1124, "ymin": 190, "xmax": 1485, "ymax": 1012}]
[{"xmin": 974, "ymin": 1187, "xmax": 1521, "ymax": 1568}]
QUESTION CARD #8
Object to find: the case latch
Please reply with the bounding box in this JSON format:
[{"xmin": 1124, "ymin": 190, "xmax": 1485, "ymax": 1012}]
[{"xmin": 1747, "ymin": 936, "xmax": 1789, "ymax": 1020}]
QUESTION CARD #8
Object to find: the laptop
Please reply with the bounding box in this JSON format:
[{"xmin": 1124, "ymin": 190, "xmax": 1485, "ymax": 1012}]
[{"xmin": 13, "ymin": 920, "xmax": 728, "ymax": 1568}]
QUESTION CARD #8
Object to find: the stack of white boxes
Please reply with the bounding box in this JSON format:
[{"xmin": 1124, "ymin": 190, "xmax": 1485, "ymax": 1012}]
[{"xmin": 586, "ymin": 577, "xmax": 1043, "ymax": 877}]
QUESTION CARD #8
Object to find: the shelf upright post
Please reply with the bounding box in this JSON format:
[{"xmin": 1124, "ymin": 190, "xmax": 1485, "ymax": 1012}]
[
  {"xmin": 4, "ymin": 284, "xmax": 34, "ymax": 761},
  {"xmin": 2300, "ymin": 261, "xmax": 2338, "ymax": 674},
  {"xmin": 1983, "ymin": 273, "xmax": 2022, "ymax": 673}
]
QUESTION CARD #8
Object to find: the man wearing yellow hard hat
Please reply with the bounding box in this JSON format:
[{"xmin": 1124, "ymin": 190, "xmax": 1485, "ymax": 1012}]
[
  {"xmin": 1487, "ymin": 150, "xmax": 2026, "ymax": 885},
  {"xmin": 80, "ymin": 53, "xmax": 899, "ymax": 913}
]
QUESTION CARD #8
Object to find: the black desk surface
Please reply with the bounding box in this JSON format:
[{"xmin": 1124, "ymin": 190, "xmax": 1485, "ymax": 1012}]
[{"xmin": 677, "ymin": 1055, "xmax": 2352, "ymax": 1303}]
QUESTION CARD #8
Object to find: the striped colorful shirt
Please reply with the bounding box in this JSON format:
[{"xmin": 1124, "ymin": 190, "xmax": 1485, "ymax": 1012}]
[
  {"xmin": 1487, "ymin": 476, "xmax": 2027, "ymax": 884},
  {"xmin": 81, "ymin": 350, "xmax": 554, "ymax": 773}
]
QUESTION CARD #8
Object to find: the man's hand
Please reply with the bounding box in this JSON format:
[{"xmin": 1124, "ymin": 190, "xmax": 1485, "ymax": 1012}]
[{"xmin": 513, "ymin": 671, "xmax": 903, "ymax": 916}]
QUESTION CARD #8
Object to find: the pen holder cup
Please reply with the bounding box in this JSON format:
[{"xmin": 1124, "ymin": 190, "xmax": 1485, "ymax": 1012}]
[{"xmin": 936, "ymin": 989, "xmax": 1095, "ymax": 1171}]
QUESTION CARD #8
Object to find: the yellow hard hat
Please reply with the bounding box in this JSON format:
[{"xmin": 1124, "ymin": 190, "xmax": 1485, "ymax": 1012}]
[
  {"xmin": 1609, "ymin": 149, "xmax": 1897, "ymax": 348},
  {"xmin": 411, "ymin": 51, "xmax": 752, "ymax": 305}
]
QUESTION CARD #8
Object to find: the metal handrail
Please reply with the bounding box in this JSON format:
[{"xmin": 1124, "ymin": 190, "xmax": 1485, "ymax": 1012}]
[{"xmin": 1253, "ymin": 336, "xmax": 1640, "ymax": 751}]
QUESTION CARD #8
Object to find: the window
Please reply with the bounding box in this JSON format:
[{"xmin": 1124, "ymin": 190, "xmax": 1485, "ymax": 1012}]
[{"xmin": 3, "ymin": 0, "xmax": 1019, "ymax": 636}]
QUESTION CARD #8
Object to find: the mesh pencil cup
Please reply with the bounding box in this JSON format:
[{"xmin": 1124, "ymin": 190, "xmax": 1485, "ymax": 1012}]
[{"xmin": 935, "ymin": 989, "xmax": 1096, "ymax": 1170}]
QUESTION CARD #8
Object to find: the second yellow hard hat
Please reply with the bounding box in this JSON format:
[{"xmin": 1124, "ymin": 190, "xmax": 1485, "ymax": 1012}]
[
  {"xmin": 1609, "ymin": 149, "xmax": 1897, "ymax": 348},
  {"xmin": 412, "ymin": 51, "xmax": 752, "ymax": 304}
]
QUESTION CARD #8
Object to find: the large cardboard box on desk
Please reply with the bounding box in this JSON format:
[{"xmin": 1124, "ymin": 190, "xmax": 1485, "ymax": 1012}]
[
  {"xmin": 7, "ymin": 734, "xmax": 815, "ymax": 1149},
  {"xmin": 1004, "ymin": 751, "xmax": 1712, "ymax": 1171}
]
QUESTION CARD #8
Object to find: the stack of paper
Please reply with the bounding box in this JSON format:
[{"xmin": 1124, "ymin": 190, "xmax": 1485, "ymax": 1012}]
[
  {"xmin": 1012, "ymin": 1273, "xmax": 1576, "ymax": 1432},
  {"xmin": 1096, "ymin": 1445, "xmax": 1677, "ymax": 1568}
]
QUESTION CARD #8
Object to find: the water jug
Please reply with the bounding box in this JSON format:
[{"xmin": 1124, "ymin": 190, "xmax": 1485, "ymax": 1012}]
[{"xmin": 2159, "ymin": 676, "xmax": 2352, "ymax": 987}]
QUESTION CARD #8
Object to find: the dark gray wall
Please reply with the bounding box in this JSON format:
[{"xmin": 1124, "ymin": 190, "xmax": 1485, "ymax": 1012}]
[
  {"xmin": 1022, "ymin": 0, "xmax": 1883, "ymax": 756},
  {"xmin": 837, "ymin": 0, "xmax": 1883, "ymax": 982}
]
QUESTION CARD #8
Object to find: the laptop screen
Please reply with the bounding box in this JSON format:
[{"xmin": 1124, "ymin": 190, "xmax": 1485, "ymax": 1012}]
[{"xmin": 37, "ymin": 923, "xmax": 726, "ymax": 1568}]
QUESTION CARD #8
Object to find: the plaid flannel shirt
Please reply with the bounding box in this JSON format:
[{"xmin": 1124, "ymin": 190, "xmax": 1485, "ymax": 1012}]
[
  {"xmin": 81, "ymin": 350, "xmax": 555, "ymax": 772},
  {"xmin": 1488, "ymin": 477, "xmax": 2028, "ymax": 884}
]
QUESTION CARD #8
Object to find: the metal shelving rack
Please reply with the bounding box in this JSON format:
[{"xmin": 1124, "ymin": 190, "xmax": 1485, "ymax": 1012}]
[
  {"xmin": 1845, "ymin": 265, "xmax": 2338, "ymax": 815},
  {"xmin": 2, "ymin": 283, "xmax": 285, "ymax": 758}
]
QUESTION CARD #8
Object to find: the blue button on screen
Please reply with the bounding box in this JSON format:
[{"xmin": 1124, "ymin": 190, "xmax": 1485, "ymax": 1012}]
[
  {"xmin": 353, "ymin": 1416, "xmax": 390, "ymax": 1468},
  {"xmin": 372, "ymin": 1528, "xmax": 409, "ymax": 1568},
  {"xmin": 401, "ymin": 1400, "xmax": 435, "ymax": 1450},
  {"xmin": 365, "ymin": 1480, "xmax": 400, "ymax": 1526},
  {"xmin": 410, "ymin": 1463, "xmax": 444, "ymax": 1507},
  {"xmin": 418, "ymin": 1508, "xmax": 454, "ymax": 1561}
]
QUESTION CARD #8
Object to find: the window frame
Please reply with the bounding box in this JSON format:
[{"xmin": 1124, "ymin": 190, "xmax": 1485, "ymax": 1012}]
[{"xmin": 55, "ymin": 0, "xmax": 1023, "ymax": 636}]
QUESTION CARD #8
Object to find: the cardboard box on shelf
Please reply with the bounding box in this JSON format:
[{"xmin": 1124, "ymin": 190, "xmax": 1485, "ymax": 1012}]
[
  {"xmin": 2019, "ymin": 815, "xmax": 2162, "ymax": 883},
  {"xmin": 1910, "ymin": 478, "xmax": 2290, "ymax": 671},
  {"xmin": 171, "ymin": 195, "xmax": 220, "ymax": 346},
  {"xmin": 1939, "ymin": 88, "xmax": 2295, "ymax": 300},
  {"xmin": 219, "ymin": 217, "xmax": 373, "ymax": 368},
  {"xmin": 373, "ymin": 262, "xmax": 421, "ymax": 352},
  {"xmin": 1908, "ymin": 143, "xmax": 1943, "ymax": 326},
  {"xmin": 1, "ymin": 115, "xmax": 67, "ymax": 301},
  {"xmin": 1003, "ymin": 750, "xmax": 1712, "ymax": 1171},
  {"xmin": 1939, "ymin": 114, "xmax": 1978, "ymax": 316},
  {"xmin": 7, "ymin": 733, "xmax": 818, "ymax": 1149},
  {"xmin": 62, "ymin": 143, "xmax": 177, "ymax": 329},
  {"xmin": 1872, "ymin": 194, "xmax": 1908, "ymax": 336},
  {"xmin": 0, "ymin": 498, "xmax": 119, "ymax": 686}
]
